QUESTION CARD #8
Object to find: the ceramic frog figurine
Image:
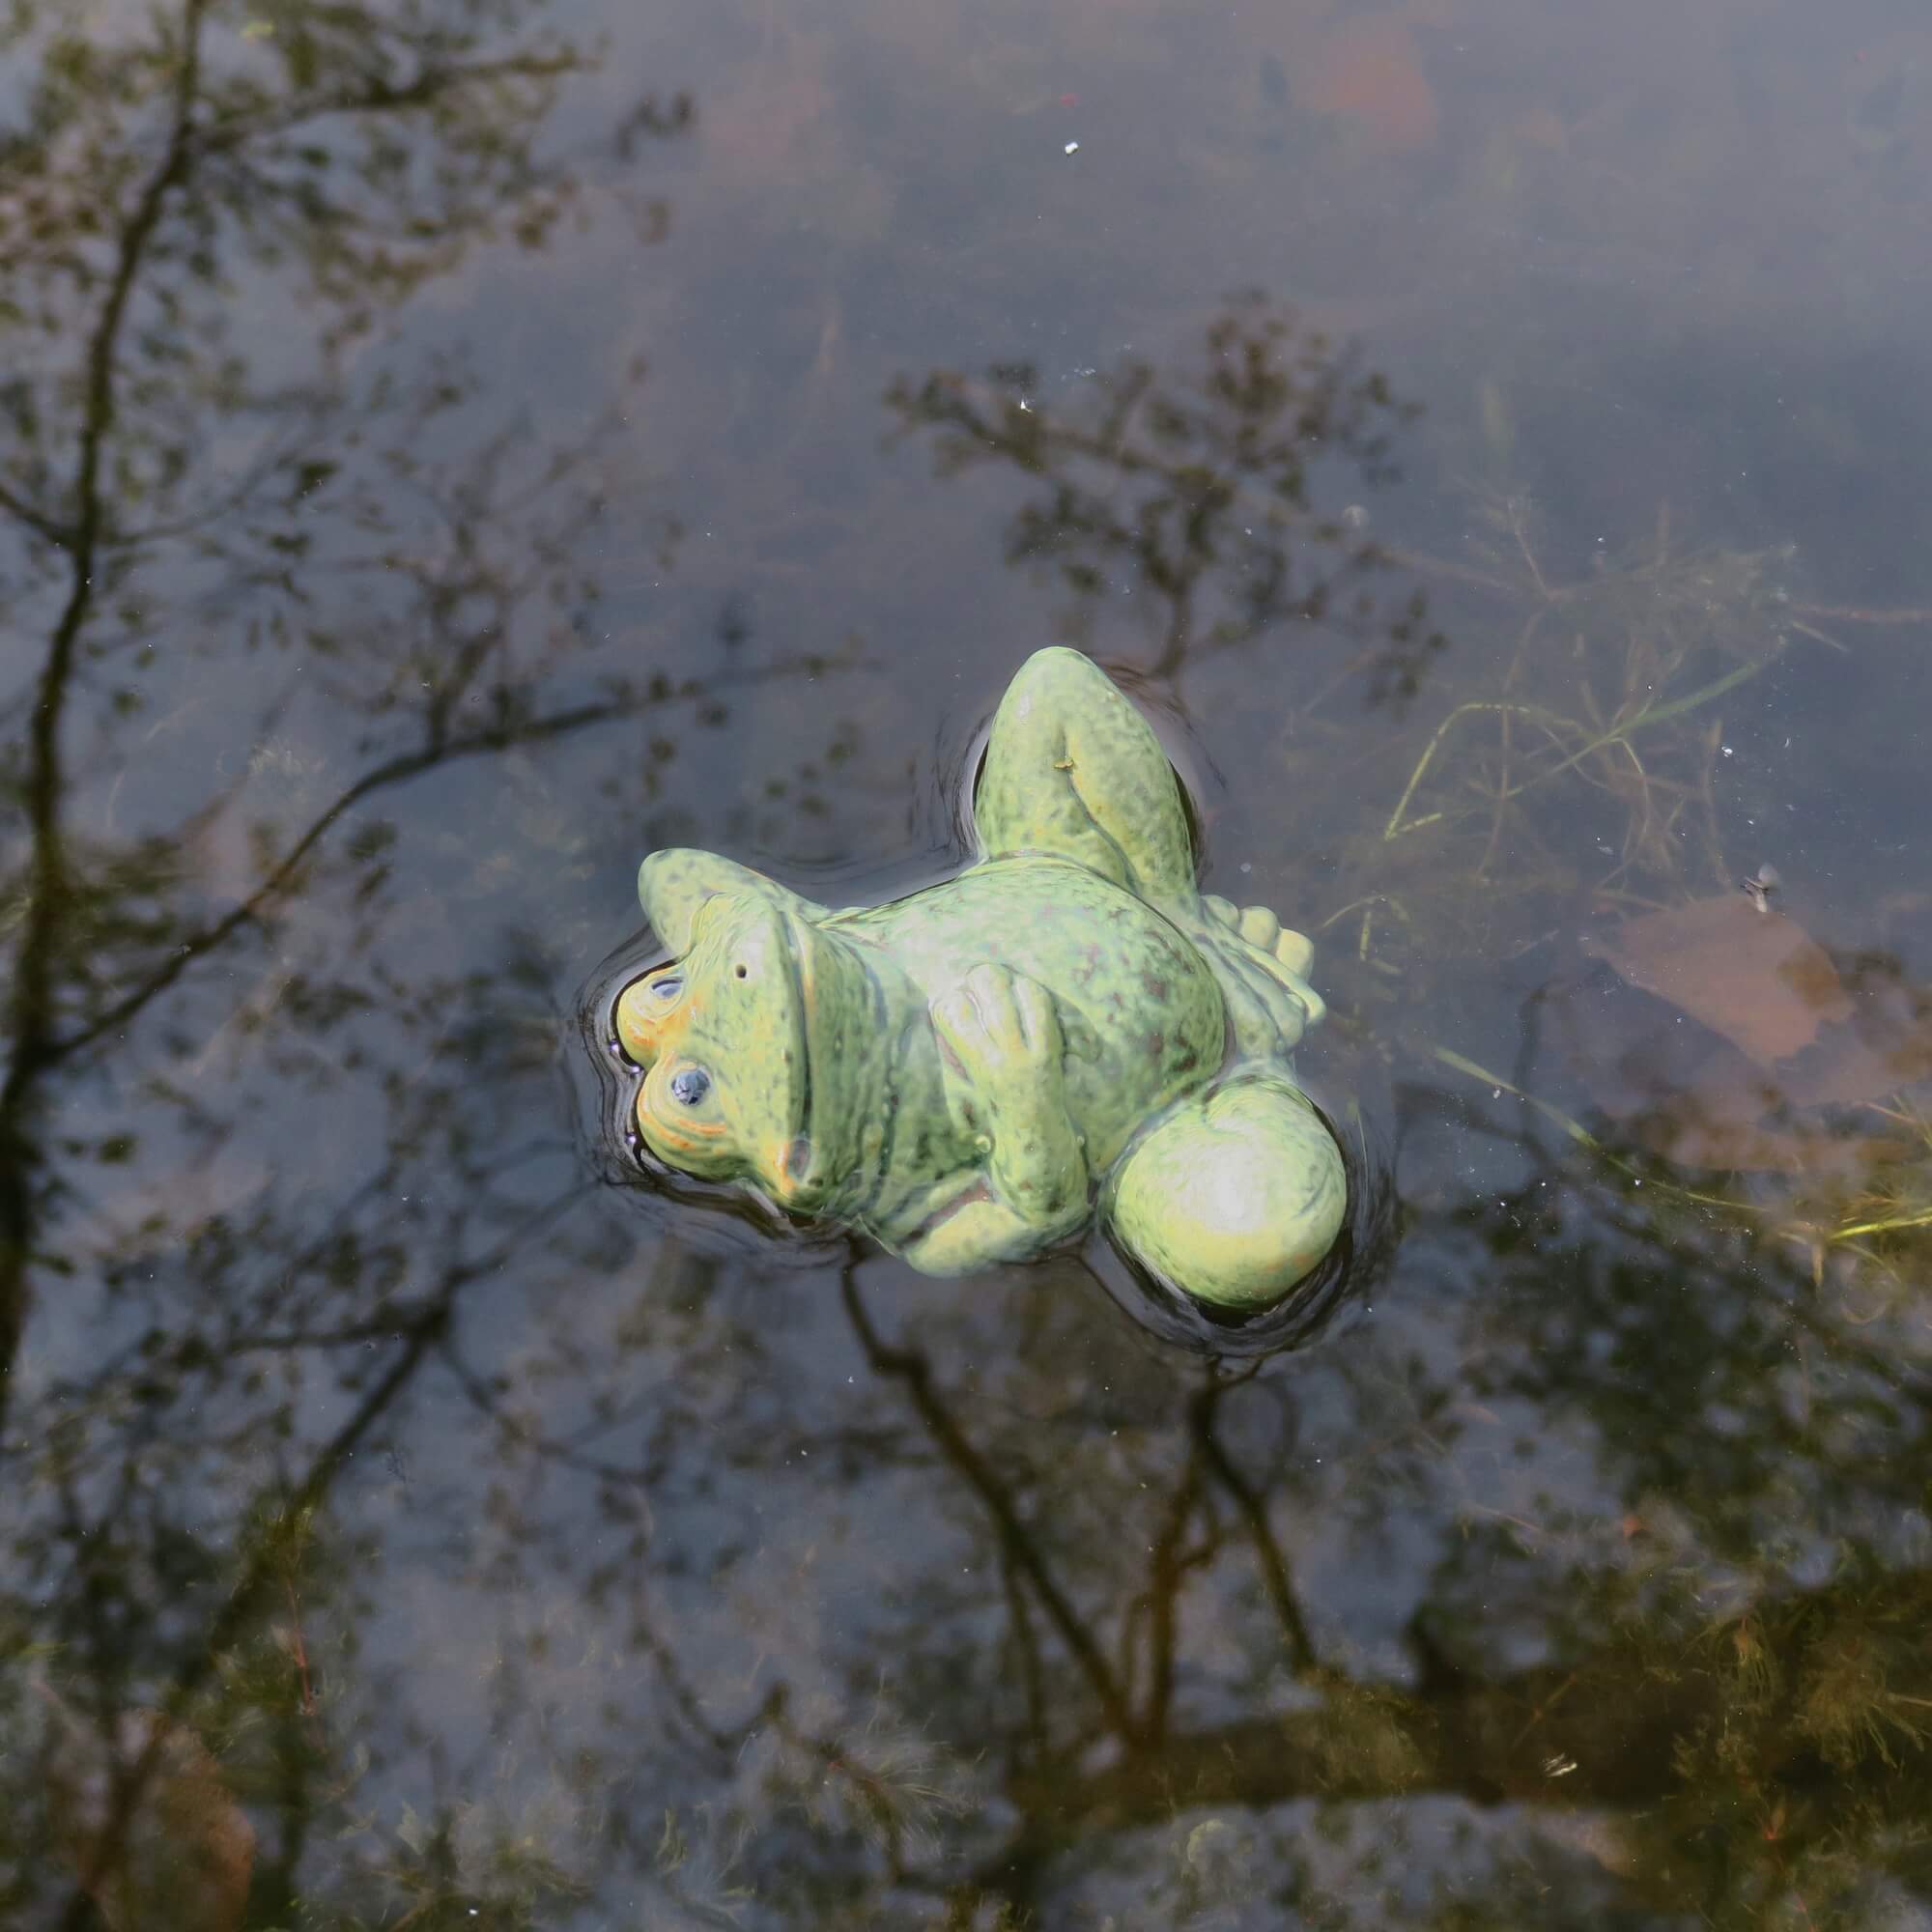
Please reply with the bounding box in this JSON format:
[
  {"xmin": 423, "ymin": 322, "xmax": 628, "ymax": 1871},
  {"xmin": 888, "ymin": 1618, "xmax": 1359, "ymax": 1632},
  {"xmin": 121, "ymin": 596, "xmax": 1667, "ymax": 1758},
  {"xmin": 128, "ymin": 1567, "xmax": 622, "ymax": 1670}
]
[{"xmin": 614, "ymin": 646, "xmax": 1346, "ymax": 1306}]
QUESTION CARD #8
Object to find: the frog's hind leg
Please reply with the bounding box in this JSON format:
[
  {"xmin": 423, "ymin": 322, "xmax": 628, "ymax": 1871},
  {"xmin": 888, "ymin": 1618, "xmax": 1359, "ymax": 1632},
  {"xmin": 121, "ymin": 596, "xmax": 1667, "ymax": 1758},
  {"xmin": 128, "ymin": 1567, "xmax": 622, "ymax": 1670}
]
[
  {"xmin": 974, "ymin": 647, "xmax": 1194, "ymax": 903},
  {"xmin": 1104, "ymin": 1070, "xmax": 1347, "ymax": 1307}
]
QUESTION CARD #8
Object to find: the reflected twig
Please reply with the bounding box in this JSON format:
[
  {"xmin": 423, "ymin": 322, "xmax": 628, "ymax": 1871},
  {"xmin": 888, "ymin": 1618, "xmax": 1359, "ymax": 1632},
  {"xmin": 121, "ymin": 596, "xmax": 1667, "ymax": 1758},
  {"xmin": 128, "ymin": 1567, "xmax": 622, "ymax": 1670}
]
[{"xmin": 840, "ymin": 1267, "xmax": 1137, "ymax": 1740}]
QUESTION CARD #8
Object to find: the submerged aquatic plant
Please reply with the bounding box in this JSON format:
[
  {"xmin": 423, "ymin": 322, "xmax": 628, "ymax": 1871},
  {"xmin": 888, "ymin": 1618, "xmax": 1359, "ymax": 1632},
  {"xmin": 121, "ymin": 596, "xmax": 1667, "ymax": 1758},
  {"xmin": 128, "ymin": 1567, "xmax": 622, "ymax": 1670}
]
[
  {"xmin": 1378, "ymin": 495, "xmax": 1803, "ymax": 914},
  {"xmin": 1320, "ymin": 486, "xmax": 1932, "ymax": 1279}
]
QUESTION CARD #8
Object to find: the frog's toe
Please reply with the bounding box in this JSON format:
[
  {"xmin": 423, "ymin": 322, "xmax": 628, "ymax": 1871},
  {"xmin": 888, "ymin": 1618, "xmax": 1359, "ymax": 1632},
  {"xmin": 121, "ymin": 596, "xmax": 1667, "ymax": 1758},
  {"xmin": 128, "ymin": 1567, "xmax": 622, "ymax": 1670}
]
[
  {"xmin": 1274, "ymin": 926, "xmax": 1315, "ymax": 979},
  {"xmin": 1208, "ymin": 898, "xmax": 1315, "ymax": 978},
  {"xmin": 1006, "ymin": 969, "xmax": 1063, "ymax": 1058},
  {"xmin": 932, "ymin": 963, "xmax": 1062, "ymax": 1077},
  {"xmin": 1236, "ymin": 904, "xmax": 1281, "ymax": 952},
  {"xmin": 930, "ymin": 980, "xmax": 994, "ymax": 1064}
]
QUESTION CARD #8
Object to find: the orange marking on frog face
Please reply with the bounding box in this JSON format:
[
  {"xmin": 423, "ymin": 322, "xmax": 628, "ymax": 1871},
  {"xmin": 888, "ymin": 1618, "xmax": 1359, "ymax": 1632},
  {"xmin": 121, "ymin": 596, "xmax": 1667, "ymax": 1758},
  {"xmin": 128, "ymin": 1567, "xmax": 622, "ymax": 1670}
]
[
  {"xmin": 615, "ymin": 972, "xmax": 699, "ymax": 1065},
  {"xmin": 636, "ymin": 1069, "xmax": 728, "ymax": 1157}
]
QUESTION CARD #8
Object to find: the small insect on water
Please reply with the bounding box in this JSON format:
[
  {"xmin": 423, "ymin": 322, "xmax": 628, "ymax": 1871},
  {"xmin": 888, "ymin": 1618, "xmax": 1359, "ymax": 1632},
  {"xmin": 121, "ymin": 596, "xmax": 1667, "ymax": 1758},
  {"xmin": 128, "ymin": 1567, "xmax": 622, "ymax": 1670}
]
[{"xmin": 1741, "ymin": 862, "xmax": 1781, "ymax": 915}]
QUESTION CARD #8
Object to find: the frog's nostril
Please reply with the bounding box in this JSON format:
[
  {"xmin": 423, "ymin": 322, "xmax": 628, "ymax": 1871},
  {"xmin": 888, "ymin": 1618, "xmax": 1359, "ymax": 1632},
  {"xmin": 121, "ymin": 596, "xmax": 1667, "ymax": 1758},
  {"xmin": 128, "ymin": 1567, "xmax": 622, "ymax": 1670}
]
[{"xmin": 669, "ymin": 1065, "xmax": 711, "ymax": 1106}]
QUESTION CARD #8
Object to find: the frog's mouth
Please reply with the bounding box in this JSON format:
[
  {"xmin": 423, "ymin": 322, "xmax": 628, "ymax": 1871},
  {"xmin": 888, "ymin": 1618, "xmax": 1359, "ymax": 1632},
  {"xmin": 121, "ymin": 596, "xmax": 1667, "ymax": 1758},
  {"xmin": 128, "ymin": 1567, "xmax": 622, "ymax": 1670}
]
[{"xmin": 762, "ymin": 906, "xmax": 891, "ymax": 1213}]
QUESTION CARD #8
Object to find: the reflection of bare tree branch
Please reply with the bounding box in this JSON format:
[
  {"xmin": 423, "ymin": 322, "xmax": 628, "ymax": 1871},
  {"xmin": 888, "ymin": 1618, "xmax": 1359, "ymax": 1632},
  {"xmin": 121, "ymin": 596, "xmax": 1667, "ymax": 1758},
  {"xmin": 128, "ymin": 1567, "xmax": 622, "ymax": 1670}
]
[
  {"xmin": 438, "ymin": 1304, "xmax": 665, "ymax": 1486},
  {"xmin": 51, "ymin": 647, "xmax": 854, "ymax": 1067},
  {"xmin": 48, "ymin": 1192, "xmax": 577, "ymax": 1930},
  {"xmin": 1, "ymin": 5, "xmax": 744, "ymax": 1921},
  {"xmin": 888, "ymin": 298, "xmax": 1443, "ymax": 693},
  {"xmin": 999, "ymin": 1548, "xmax": 1051, "ymax": 1750},
  {"xmin": 960, "ymin": 1564, "xmax": 1932, "ymax": 1913},
  {"xmin": 1136, "ymin": 1448, "xmax": 1207, "ymax": 1749},
  {"xmin": 200, "ymin": 51, "xmax": 579, "ymax": 155},
  {"xmin": 841, "ymin": 1268, "xmax": 1137, "ymax": 1740},
  {"xmin": 1189, "ymin": 1380, "xmax": 1321, "ymax": 1678},
  {"xmin": 843, "ymin": 1269, "xmax": 1331, "ymax": 1778},
  {"xmin": 0, "ymin": 1, "xmax": 214, "ymax": 1428},
  {"xmin": 0, "ymin": 474, "xmax": 70, "ymax": 547}
]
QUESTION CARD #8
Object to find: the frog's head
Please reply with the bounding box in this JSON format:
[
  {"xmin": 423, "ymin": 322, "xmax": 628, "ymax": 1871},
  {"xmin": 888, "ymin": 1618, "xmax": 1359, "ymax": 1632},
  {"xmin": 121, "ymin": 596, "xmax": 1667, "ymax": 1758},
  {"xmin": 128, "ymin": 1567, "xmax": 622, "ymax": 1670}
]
[{"xmin": 615, "ymin": 851, "xmax": 884, "ymax": 1215}]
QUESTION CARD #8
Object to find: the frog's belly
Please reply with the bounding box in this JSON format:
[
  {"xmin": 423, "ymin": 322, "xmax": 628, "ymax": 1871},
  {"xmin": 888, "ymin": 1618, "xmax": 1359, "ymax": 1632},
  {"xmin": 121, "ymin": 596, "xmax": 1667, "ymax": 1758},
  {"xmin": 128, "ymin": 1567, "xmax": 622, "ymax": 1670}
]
[{"xmin": 844, "ymin": 861, "xmax": 1226, "ymax": 1167}]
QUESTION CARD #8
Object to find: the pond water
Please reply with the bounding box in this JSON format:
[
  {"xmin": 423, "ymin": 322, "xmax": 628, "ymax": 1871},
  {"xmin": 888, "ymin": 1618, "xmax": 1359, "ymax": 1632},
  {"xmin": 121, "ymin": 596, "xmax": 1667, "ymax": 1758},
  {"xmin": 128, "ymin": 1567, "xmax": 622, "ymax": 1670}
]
[{"xmin": 5, "ymin": 1, "xmax": 1932, "ymax": 1925}]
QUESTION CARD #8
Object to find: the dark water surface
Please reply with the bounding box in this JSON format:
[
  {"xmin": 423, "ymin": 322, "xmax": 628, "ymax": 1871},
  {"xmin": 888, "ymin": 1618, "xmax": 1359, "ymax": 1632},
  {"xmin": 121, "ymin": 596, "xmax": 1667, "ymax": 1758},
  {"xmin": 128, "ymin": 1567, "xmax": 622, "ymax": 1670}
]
[{"xmin": 6, "ymin": 1, "xmax": 1932, "ymax": 1924}]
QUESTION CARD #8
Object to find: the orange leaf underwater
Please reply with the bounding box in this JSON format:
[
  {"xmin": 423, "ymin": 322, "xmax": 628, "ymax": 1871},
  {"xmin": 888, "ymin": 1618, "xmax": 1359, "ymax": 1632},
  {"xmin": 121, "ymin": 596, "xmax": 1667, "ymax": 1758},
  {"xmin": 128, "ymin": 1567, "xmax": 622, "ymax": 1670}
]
[
  {"xmin": 1306, "ymin": 17, "xmax": 1440, "ymax": 155},
  {"xmin": 1581, "ymin": 895, "xmax": 1851, "ymax": 1068},
  {"xmin": 40, "ymin": 1686, "xmax": 255, "ymax": 1932},
  {"xmin": 1568, "ymin": 895, "xmax": 1932, "ymax": 1174}
]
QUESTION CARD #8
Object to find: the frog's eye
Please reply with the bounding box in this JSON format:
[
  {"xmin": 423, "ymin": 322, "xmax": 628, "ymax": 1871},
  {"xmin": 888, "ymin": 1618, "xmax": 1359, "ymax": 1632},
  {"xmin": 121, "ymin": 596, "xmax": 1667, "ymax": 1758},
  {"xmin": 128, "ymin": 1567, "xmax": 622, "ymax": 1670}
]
[
  {"xmin": 649, "ymin": 974, "xmax": 683, "ymax": 1002},
  {"xmin": 668, "ymin": 1065, "xmax": 711, "ymax": 1106}
]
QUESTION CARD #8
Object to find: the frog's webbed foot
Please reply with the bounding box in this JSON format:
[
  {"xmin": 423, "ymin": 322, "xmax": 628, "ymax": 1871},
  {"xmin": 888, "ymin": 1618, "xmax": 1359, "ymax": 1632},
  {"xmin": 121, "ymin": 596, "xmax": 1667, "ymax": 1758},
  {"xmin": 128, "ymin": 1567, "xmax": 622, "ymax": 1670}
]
[
  {"xmin": 1104, "ymin": 1069, "xmax": 1346, "ymax": 1307},
  {"xmin": 1202, "ymin": 894, "xmax": 1316, "ymax": 979},
  {"xmin": 1197, "ymin": 894, "xmax": 1325, "ymax": 1060},
  {"xmin": 974, "ymin": 648, "xmax": 1194, "ymax": 904}
]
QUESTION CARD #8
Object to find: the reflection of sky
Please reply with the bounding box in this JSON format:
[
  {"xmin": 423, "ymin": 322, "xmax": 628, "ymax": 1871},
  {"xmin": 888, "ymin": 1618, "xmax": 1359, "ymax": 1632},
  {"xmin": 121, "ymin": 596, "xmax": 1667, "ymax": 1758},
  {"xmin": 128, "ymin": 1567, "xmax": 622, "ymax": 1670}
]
[{"xmin": 7, "ymin": 0, "xmax": 1932, "ymax": 1923}]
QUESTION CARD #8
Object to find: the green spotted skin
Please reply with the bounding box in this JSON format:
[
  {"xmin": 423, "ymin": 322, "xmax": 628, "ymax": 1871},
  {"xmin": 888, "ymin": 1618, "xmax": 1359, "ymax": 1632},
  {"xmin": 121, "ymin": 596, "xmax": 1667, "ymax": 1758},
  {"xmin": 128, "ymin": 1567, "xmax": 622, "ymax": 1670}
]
[{"xmin": 614, "ymin": 648, "xmax": 1347, "ymax": 1305}]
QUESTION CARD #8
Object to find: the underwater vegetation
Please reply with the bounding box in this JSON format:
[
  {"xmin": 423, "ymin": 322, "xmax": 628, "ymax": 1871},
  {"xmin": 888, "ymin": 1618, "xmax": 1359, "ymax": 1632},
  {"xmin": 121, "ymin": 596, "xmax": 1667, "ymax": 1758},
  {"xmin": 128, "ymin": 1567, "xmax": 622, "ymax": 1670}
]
[{"xmin": 1313, "ymin": 488, "xmax": 1932, "ymax": 1306}]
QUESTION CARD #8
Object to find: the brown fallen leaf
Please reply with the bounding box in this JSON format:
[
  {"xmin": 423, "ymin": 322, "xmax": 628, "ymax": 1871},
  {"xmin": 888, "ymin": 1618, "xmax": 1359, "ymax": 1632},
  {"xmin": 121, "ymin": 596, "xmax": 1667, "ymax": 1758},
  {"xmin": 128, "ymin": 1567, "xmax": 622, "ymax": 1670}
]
[
  {"xmin": 1775, "ymin": 969, "xmax": 1932, "ymax": 1108},
  {"xmin": 39, "ymin": 1683, "xmax": 254, "ymax": 1932},
  {"xmin": 1589, "ymin": 1028, "xmax": 1907, "ymax": 1172},
  {"xmin": 1306, "ymin": 16, "xmax": 1440, "ymax": 156},
  {"xmin": 1581, "ymin": 895, "xmax": 1851, "ymax": 1067},
  {"xmin": 1557, "ymin": 903, "xmax": 1928, "ymax": 1172}
]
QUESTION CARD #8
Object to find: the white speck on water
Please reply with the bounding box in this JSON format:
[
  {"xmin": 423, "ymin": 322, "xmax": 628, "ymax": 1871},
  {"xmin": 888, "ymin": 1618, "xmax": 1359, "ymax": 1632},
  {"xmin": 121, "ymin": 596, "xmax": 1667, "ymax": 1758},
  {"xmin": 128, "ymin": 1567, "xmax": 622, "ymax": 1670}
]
[{"xmin": 1064, "ymin": 140, "xmax": 1080, "ymax": 155}]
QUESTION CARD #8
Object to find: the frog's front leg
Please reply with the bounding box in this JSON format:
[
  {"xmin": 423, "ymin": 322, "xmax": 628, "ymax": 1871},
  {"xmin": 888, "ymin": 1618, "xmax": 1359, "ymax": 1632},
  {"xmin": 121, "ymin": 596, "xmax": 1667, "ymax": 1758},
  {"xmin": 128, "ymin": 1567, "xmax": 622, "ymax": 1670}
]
[{"xmin": 906, "ymin": 964, "xmax": 1089, "ymax": 1273}]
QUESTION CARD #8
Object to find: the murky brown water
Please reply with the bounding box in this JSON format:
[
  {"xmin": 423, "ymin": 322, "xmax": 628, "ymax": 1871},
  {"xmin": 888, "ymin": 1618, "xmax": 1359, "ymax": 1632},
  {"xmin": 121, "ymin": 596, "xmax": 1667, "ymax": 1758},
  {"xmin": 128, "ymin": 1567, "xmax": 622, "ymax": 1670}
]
[{"xmin": 6, "ymin": 1, "xmax": 1932, "ymax": 1925}]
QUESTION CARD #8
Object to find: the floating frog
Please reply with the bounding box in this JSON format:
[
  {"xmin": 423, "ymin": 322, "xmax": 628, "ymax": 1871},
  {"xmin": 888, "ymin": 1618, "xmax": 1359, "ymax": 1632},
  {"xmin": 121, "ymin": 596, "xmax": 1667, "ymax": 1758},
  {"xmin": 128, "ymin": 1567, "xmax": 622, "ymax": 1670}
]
[{"xmin": 612, "ymin": 647, "xmax": 1346, "ymax": 1306}]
